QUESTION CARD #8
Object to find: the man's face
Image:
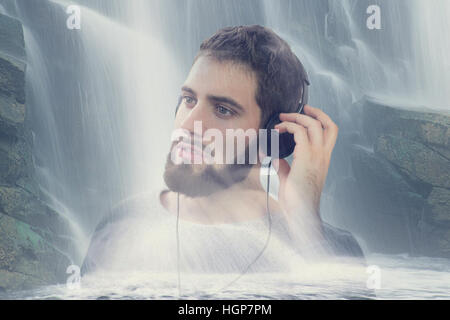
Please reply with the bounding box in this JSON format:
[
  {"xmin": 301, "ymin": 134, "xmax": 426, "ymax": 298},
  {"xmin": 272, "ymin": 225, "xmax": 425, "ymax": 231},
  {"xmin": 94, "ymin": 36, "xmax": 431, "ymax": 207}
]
[{"xmin": 164, "ymin": 55, "xmax": 262, "ymax": 197}]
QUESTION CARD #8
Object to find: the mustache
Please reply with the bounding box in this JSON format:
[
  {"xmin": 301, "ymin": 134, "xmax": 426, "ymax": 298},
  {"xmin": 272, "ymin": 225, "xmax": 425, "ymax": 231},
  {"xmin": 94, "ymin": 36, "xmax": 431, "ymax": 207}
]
[{"xmin": 170, "ymin": 135, "xmax": 212, "ymax": 151}]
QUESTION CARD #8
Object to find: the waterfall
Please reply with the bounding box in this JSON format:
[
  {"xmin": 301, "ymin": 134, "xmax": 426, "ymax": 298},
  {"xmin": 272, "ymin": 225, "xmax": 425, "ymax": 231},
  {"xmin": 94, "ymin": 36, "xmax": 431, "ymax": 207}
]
[
  {"xmin": 2, "ymin": 0, "xmax": 449, "ymax": 264},
  {"xmin": 6, "ymin": 0, "xmax": 182, "ymax": 260},
  {"xmin": 410, "ymin": 0, "xmax": 450, "ymax": 109}
]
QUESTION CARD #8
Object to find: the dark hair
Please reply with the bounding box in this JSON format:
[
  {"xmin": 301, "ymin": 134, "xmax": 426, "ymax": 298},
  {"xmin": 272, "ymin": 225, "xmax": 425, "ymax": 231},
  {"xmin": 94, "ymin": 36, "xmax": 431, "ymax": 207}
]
[{"xmin": 196, "ymin": 25, "xmax": 308, "ymax": 127}]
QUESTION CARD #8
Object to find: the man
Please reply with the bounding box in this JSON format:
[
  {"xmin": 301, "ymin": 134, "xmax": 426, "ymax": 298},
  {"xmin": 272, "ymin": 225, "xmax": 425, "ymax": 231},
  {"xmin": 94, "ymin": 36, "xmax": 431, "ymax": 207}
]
[{"xmin": 82, "ymin": 25, "xmax": 364, "ymax": 278}]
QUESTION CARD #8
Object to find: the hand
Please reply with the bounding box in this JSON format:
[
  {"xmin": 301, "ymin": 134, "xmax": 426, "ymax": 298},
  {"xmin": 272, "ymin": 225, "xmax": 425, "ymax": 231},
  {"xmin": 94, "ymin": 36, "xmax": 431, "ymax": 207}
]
[{"xmin": 273, "ymin": 105, "xmax": 339, "ymax": 219}]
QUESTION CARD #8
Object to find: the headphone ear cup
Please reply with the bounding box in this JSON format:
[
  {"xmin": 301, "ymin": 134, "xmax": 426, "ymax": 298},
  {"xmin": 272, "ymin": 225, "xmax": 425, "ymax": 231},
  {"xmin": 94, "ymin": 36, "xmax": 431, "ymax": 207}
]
[
  {"xmin": 264, "ymin": 101, "xmax": 307, "ymax": 159},
  {"xmin": 264, "ymin": 114, "xmax": 296, "ymax": 159}
]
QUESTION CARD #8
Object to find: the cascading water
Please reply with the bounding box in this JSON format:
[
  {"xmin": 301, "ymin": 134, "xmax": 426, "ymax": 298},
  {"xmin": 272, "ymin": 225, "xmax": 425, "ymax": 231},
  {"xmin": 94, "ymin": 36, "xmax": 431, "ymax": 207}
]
[
  {"xmin": 6, "ymin": 0, "xmax": 182, "ymax": 259},
  {"xmin": 1, "ymin": 0, "xmax": 449, "ymax": 299}
]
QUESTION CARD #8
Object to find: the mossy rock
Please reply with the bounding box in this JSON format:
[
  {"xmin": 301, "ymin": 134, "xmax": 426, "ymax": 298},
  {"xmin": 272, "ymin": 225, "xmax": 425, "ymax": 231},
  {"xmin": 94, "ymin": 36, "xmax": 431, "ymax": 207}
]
[
  {"xmin": 0, "ymin": 212, "xmax": 71, "ymax": 291},
  {"xmin": 0, "ymin": 186, "xmax": 73, "ymax": 236}
]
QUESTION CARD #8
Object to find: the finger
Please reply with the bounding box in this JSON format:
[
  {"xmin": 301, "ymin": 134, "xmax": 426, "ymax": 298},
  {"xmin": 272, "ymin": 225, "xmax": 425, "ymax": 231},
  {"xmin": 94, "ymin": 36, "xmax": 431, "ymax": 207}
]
[
  {"xmin": 274, "ymin": 121, "xmax": 309, "ymax": 148},
  {"xmin": 279, "ymin": 113, "xmax": 324, "ymax": 146},
  {"xmin": 303, "ymin": 105, "xmax": 339, "ymax": 150}
]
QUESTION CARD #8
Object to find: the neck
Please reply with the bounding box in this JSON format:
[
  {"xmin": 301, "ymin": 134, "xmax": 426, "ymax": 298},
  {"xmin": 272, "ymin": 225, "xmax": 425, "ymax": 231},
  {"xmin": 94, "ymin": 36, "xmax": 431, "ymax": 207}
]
[{"xmin": 161, "ymin": 164, "xmax": 279, "ymax": 224}]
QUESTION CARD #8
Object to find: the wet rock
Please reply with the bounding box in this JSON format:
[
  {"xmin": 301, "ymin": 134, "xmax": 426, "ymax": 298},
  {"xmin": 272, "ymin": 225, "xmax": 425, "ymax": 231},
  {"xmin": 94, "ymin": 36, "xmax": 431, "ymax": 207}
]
[
  {"xmin": 427, "ymin": 188, "xmax": 450, "ymax": 224},
  {"xmin": 0, "ymin": 135, "xmax": 31, "ymax": 184},
  {"xmin": 0, "ymin": 13, "xmax": 76, "ymax": 292},
  {"xmin": 0, "ymin": 53, "xmax": 25, "ymax": 105},
  {"xmin": 0, "ymin": 11, "xmax": 25, "ymax": 60},
  {"xmin": 362, "ymin": 96, "xmax": 450, "ymax": 151},
  {"xmin": 0, "ymin": 186, "xmax": 73, "ymax": 236},
  {"xmin": 0, "ymin": 212, "xmax": 71, "ymax": 291},
  {"xmin": 348, "ymin": 96, "xmax": 450, "ymax": 258},
  {"xmin": 0, "ymin": 52, "xmax": 26, "ymax": 139},
  {"xmin": 347, "ymin": 145, "xmax": 423, "ymax": 254},
  {"xmin": 376, "ymin": 134, "xmax": 450, "ymax": 190}
]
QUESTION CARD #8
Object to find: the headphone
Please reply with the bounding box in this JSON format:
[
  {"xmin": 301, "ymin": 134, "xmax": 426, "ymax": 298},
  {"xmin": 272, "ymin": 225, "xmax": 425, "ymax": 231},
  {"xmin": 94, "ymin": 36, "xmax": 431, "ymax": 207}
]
[
  {"xmin": 263, "ymin": 73, "xmax": 310, "ymax": 159},
  {"xmin": 175, "ymin": 71, "xmax": 310, "ymax": 160}
]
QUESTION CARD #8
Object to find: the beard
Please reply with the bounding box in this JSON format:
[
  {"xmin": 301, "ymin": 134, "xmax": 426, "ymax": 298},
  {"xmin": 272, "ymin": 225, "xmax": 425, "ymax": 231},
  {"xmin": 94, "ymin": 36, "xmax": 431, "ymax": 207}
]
[{"xmin": 163, "ymin": 141, "xmax": 256, "ymax": 198}]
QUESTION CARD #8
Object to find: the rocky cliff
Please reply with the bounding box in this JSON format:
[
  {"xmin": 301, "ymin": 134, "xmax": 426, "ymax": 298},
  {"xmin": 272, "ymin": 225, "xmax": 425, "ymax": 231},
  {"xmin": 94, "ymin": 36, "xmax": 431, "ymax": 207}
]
[
  {"xmin": 334, "ymin": 97, "xmax": 450, "ymax": 258},
  {"xmin": 0, "ymin": 12, "xmax": 75, "ymax": 293}
]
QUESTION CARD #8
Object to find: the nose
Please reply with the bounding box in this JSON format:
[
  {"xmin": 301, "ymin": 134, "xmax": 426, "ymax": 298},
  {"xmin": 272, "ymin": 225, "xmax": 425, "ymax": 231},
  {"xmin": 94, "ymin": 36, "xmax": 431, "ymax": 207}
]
[{"xmin": 177, "ymin": 101, "xmax": 211, "ymax": 133}]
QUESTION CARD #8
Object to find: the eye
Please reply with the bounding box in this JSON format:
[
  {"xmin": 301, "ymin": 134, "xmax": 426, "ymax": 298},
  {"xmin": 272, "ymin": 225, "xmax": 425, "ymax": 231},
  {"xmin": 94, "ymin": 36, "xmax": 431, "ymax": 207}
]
[
  {"xmin": 182, "ymin": 95, "xmax": 196, "ymax": 107},
  {"xmin": 215, "ymin": 105, "xmax": 234, "ymax": 118}
]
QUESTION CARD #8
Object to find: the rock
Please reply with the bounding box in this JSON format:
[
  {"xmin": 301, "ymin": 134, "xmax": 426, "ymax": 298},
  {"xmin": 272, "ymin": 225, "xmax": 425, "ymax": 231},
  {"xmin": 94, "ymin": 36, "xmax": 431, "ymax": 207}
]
[
  {"xmin": 0, "ymin": 136, "xmax": 31, "ymax": 184},
  {"xmin": 348, "ymin": 145, "xmax": 424, "ymax": 254},
  {"xmin": 0, "ymin": 212, "xmax": 71, "ymax": 292},
  {"xmin": 0, "ymin": 186, "xmax": 73, "ymax": 236},
  {"xmin": 375, "ymin": 134, "xmax": 450, "ymax": 191},
  {"xmin": 0, "ymin": 12, "xmax": 25, "ymax": 60},
  {"xmin": 0, "ymin": 269, "xmax": 45, "ymax": 293},
  {"xmin": 0, "ymin": 13, "xmax": 77, "ymax": 292},
  {"xmin": 349, "ymin": 96, "xmax": 450, "ymax": 258},
  {"xmin": 436, "ymin": 229, "xmax": 450, "ymax": 257},
  {"xmin": 0, "ymin": 55, "xmax": 26, "ymax": 139},
  {"xmin": 0, "ymin": 53, "xmax": 25, "ymax": 105},
  {"xmin": 0, "ymin": 12, "xmax": 26, "ymax": 139},
  {"xmin": 362, "ymin": 96, "xmax": 450, "ymax": 150},
  {"xmin": 427, "ymin": 188, "xmax": 450, "ymax": 224}
]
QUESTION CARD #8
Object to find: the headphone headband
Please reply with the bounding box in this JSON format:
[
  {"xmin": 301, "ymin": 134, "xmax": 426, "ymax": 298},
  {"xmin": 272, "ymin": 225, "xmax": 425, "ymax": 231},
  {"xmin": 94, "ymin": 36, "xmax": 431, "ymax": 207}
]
[{"xmin": 298, "ymin": 76, "xmax": 310, "ymax": 113}]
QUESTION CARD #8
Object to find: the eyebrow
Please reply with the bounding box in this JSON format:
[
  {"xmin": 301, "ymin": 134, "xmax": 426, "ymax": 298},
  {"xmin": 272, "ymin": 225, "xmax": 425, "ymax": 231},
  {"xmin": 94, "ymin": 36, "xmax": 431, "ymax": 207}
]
[{"xmin": 181, "ymin": 86, "xmax": 245, "ymax": 113}]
